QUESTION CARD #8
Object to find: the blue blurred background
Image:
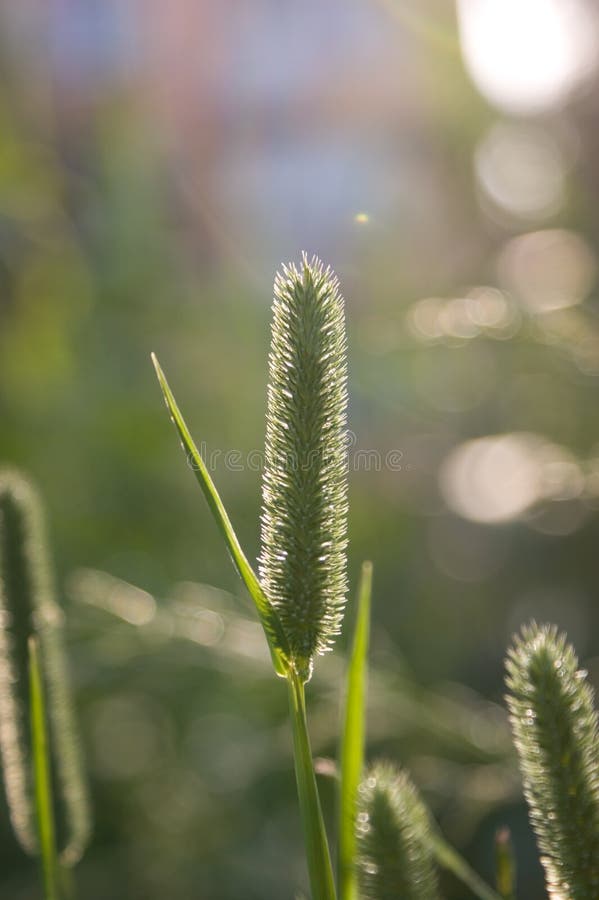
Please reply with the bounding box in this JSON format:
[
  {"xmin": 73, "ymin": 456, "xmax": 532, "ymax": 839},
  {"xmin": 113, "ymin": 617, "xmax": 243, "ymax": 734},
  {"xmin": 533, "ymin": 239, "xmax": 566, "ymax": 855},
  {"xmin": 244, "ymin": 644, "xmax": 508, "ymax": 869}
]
[{"xmin": 2, "ymin": 1, "xmax": 599, "ymax": 896}]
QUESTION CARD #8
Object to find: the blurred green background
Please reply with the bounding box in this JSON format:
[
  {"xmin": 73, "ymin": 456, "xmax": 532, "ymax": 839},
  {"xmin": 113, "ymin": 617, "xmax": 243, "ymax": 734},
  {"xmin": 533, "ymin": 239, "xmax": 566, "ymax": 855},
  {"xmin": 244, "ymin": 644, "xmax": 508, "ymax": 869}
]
[{"xmin": 2, "ymin": 1, "xmax": 599, "ymax": 897}]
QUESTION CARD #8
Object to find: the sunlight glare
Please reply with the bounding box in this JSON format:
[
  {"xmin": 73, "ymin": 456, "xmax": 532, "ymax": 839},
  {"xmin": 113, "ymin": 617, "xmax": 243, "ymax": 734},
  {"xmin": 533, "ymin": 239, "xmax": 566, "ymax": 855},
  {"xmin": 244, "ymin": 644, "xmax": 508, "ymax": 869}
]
[{"xmin": 457, "ymin": 0, "xmax": 598, "ymax": 113}]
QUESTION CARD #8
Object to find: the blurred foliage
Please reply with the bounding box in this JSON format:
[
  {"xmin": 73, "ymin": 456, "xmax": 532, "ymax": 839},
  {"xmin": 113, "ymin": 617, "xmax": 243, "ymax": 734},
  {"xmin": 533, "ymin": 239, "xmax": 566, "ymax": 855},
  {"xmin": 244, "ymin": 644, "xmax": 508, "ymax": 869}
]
[{"xmin": 1, "ymin": 1, "xmax": 599, "ymax": 897}]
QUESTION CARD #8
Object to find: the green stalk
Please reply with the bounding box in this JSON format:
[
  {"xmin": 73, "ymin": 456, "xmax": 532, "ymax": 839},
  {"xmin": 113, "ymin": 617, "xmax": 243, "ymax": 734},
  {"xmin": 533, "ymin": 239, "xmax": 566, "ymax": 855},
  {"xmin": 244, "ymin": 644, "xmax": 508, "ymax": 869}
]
[
  {"xmin": 338, "ymin": 561, "xmax": 372, "ymax": 900},
  {"xmin": 288, "ymin": 669, "xmax": 337, "ymax": 900},
  {"xmin": 29, "ymin": 637, "xmax": 60, "ymax": 900}
]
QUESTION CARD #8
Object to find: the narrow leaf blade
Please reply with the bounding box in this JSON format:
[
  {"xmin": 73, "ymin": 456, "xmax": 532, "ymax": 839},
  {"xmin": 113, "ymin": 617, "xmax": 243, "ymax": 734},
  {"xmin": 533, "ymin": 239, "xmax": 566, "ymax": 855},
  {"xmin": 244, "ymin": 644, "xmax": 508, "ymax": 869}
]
[
  {"xmin": 432, "ymin": 833, "xmax": 502, "ymax": 900},
  {"xmin": 151, "ymin": 353, "xmax": 290, "ymax": 676},
  {"xmin": 29, "ymin": 637, "xmax": 60, "ymax": 900},
  {"xmin": 338, "ymin": 561, "xmax": 372, "ymax": 900},
  {"xmin": 495, "ymin": 827, "xmax": 516, "ymax": 900}
]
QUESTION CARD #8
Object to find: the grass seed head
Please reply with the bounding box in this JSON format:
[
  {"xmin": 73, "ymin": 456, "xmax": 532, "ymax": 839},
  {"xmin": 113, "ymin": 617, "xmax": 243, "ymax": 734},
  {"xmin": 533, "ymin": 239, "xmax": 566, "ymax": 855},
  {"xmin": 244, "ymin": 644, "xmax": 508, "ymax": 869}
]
[
  {"xmin": 505, "ymin": 622, "xmax": 599, "ymax": 899},
  {"xmin": 0, "ymin": 470, "xmax": 91, "ymax": 864},
  {"xmin": 356, "ymin": 761, "xmax": 441, "ymax": 900},
  {"xmin": 259, "ymin": 255, "xmax": 348, "ymax": 681}
]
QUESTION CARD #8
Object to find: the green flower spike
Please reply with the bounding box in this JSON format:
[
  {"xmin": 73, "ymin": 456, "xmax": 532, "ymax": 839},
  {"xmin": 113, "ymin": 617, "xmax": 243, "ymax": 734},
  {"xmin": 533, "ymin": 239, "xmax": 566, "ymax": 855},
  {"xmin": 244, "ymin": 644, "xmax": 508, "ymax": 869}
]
[
  {"xmin": 356, "ymin": 762, "xmax": 441, "ymax": 900},
  {"xmin": 0, "ymin": 470, "xmax": 90, "ymax": 865},
  {"xmin": 505, "ymin": 622, "xmax": 599, "ymax": 899},
  {"xmin": 259, "ymin": 254, "xmax": 348, "ymax": 682}
]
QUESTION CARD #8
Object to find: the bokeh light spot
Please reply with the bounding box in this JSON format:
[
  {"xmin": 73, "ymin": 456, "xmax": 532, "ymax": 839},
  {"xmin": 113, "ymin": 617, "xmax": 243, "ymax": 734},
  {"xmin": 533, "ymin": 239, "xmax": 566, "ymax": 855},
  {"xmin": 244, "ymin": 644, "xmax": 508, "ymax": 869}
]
[
  {"xmin": 407, "ymin": 287, "xmax": 518, "ymax": 344},
  {"xmin": 439, "ymin": 433, "xmax": 542, "ymax": 523},
  {"xmin": 498, "ymin": 229, "xmax": 596, "ymax": 314},
  {"xmin": 440, "ymin": 433, "xmax": 590, "ymax": 525},
  {"xmin": 475, "ymin": 121, "xmax": 565, "ymax": 221}
]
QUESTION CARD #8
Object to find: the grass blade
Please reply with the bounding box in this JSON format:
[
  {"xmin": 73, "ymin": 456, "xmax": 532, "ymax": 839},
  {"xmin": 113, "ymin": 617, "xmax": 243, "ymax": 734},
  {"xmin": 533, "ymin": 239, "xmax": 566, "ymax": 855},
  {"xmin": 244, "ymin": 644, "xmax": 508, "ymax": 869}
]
[
  {"xmin": 29, "ymin": 637, "xmax": 60, "ymax": 900},
  {"xmin": 288, "ymin": 669, "xmax": 337, "ymax": 900},
  {"xmin": 495, "ymin": 827, "xmax": 516, "ymax": 900},
  {"xmin": 432, "ymin": 833, "xmax": 502, "ymax": 900},
  {"xmin": 151, "ymin": 353, "xmax": 290, "ymax": 677},
  {"xmin": 338, "ymin": 561, "xmax": 372, "ymax": 900}
]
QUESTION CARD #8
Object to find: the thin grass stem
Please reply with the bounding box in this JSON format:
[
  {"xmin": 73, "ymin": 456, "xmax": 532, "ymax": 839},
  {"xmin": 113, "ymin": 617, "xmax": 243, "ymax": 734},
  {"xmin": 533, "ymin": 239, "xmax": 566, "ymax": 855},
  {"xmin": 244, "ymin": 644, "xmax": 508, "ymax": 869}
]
[
  {"xmin": 29, "ymin": 637, "xmax": 60, "ymax": 900},
  {"xmin": 288, "ymin": 668, "xmax": 337, "ymax": 900}
]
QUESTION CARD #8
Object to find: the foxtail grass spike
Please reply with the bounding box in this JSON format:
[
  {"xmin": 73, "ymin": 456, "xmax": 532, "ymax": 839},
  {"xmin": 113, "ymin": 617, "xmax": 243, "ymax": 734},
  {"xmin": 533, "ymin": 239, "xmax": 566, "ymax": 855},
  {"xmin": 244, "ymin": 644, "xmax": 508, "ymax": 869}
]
[
  {"xmin": 505, "ymin": 622, "xmax": 599, "ymax": 899},
  {"xmin": 356, "ymin": 762, "xmax": 441, "ymax": 900},
  {"xmin": 259, "ymin": 255, "xmax": 348, "ymax": 682},
  {"xmin": 0, "ymin": 470, "xmax": 91, "ymax": 865}
]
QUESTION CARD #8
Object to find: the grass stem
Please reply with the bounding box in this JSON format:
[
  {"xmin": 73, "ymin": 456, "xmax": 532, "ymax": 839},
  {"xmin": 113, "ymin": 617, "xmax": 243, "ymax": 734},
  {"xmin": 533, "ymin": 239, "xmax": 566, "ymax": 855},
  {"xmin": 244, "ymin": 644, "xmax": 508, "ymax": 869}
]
[
  {"xmin": 288, "ymin": 669, "xmax": 337, "ymax": 900},
  {"xmin": 29, "ymin": 637, "xmax": 60, "ymax": 900}
]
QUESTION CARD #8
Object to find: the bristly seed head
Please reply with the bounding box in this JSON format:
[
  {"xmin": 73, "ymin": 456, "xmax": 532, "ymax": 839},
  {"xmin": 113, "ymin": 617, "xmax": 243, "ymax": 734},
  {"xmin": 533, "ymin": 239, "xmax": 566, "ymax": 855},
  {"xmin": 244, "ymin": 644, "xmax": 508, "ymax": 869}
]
[
  {"xmin": 0, "ymin": 470, "xmax": 91, "ymax": 865},
  {"xmin": 505, "ymin": 622, "xmax": 599, "ymax": 899},
  {"xmin": 356, "ymin": 762, "xmax": 441, "ymax": 900},
  {"xmin": 259, "ymin": 255, "xmax": 348, "ymax": 682}
]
